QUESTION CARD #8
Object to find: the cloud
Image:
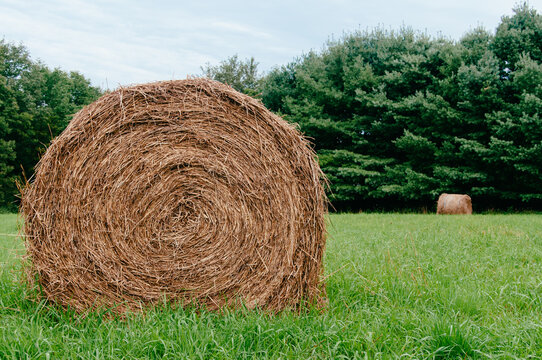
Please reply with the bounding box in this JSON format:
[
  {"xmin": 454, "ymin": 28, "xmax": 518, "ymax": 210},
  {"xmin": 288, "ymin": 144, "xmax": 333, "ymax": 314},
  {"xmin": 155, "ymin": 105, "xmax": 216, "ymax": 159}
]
[
  {"xmin": 0, "ymin": 0, "xmax": 283, "ymax": 87},
  {"xmin": 1, "ymin": 0, "xmax": 538, "ymax": 88},
  {"xmin": 210, "ymin": 21, "xmax": 273, "ymax": 39}
]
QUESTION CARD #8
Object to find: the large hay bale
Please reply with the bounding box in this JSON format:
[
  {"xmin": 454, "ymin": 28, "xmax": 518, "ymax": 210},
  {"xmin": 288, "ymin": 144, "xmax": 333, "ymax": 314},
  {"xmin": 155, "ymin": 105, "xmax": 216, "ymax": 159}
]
[
  {"xmin": 21, "ymin": 79, "xmax": 327, "ymax": 313},
  {"xmin": 436, "ymin": 193, "xmax": 473, "ymax": 214}
]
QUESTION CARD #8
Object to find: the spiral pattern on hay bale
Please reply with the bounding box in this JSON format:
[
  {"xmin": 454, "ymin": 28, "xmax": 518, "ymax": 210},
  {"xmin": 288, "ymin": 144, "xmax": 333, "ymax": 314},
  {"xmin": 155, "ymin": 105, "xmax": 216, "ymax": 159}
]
[{"xmin": 21, "ymin": 79, "xmax": 327, "ymax": 313}]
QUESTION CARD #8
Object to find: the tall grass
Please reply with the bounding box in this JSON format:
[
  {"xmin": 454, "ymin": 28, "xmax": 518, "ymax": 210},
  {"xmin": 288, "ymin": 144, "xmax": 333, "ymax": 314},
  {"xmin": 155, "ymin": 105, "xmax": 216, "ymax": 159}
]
[{"xmin": 1, "ymin": 213, "xmax": 541, "ymax": 359}]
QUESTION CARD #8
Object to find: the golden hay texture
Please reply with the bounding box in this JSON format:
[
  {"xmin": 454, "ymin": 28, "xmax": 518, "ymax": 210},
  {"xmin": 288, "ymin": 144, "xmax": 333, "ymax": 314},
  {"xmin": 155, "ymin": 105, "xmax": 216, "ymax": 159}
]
[
  {"xmin": 436, "ymin": 193, "xmax": 473, "ymax": 215},
  {"xmin": 21, "ymin": 79, "xmax": 327, "ymax": 313}
]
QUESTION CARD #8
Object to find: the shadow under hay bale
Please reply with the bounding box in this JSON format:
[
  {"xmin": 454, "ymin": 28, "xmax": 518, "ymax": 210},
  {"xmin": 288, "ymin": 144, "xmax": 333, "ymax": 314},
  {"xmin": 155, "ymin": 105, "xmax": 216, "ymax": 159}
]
[
  {"xmin": 21, "ymin": 79, "xmax": 327, "ymax": 313},
  {"xmin": 436, "ymin": 194, "xmax": 473, "ymax": 215}
]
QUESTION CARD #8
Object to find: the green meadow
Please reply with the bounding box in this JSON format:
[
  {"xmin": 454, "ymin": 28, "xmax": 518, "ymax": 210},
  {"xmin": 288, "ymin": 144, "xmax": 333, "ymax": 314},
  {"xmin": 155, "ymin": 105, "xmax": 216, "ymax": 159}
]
[{"xmin": 1, "ymin": 213, "xmax": 541, "ymax": 359}]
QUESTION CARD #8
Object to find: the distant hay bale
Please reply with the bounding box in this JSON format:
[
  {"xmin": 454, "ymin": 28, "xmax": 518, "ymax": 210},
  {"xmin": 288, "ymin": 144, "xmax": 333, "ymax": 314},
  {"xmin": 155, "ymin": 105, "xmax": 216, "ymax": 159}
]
[
  {"xmin": 21, "ymin": 79, "xmax": 327, "ymax": 313},
  {"xmin": 436, "ymin": 193, "xmax": 473, "ymax": 215}
]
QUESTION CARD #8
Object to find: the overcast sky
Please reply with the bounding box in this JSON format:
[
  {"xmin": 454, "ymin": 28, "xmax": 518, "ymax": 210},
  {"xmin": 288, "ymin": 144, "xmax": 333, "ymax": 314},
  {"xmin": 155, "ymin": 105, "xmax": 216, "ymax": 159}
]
[{"xmin": 1, "ymin": 0, "xmax": 540, "ymax": 89}]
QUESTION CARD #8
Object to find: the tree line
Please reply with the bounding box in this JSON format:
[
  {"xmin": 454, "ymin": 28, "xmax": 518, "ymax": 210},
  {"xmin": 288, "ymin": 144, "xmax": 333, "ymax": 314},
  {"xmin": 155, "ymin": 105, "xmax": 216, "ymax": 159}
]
[
  {"xmin": 1, "ymin": 3, "xmax": 541, "ymax": 211},
  {"xmin": 207, "ymin": 3, "xmax": 542, "ymax": 211}
]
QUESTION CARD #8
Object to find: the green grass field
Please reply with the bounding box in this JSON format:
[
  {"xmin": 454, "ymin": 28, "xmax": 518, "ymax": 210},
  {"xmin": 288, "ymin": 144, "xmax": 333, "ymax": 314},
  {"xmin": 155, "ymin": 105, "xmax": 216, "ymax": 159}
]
[{"xmin": 1, "ymin": 213, "xmax": 541, "ymax": 359}]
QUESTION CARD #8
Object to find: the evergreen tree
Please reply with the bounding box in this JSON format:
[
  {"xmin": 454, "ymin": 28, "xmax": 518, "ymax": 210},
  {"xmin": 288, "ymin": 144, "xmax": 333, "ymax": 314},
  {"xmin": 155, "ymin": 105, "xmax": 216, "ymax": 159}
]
[{"xmin": 261, "ymin": 5, "xmax": 542, "ymax": 210}]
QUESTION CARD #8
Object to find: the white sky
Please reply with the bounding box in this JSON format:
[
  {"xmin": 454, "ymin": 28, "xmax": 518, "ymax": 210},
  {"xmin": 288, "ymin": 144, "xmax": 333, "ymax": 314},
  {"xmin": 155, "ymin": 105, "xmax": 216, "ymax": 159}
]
[{"xmin": 1, "ymin": 0, "xmax": 540, "ymax": 89}]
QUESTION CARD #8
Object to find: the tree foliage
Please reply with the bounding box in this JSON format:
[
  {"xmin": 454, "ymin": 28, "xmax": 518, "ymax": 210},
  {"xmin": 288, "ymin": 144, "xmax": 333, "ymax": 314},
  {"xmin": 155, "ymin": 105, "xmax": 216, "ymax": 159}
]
[
  {"xmin": 2, "ymin": 4, "xmax": 541, "ymax": 211},
  {"xmin": 0, "ymin": 39, "xmax": 102, "ymax": 209},
  {"xmin": 261, "ymin": 4, "xmax": 542, "ymax": 210},
  {"xmin": 201, "ymin": 54, "xmax": 261, "ymax": 97}
]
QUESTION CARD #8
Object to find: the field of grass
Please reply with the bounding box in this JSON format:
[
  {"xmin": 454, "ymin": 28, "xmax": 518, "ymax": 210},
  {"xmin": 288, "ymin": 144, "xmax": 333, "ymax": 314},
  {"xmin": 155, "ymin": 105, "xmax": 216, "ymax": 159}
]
[{"xmin": 1, "ymin": 213, "xmax": 541, "ymax": 359}]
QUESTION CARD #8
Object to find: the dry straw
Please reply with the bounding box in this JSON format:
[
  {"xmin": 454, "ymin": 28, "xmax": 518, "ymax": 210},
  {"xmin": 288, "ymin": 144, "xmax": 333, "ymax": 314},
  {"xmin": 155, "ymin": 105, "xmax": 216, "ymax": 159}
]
[
  {"xmin": 21, "ymin": 79, "xmax": 327, "ymax": 313},
  {"xmin": 436, "ymin": 193, "xmax": 473, "ymax": 214}
]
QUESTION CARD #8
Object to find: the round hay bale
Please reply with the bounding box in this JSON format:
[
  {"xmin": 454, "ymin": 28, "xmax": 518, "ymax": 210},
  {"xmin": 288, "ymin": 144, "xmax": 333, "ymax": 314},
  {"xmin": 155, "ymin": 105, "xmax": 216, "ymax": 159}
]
[
  {"xmin": 436, "ymin": 193, "xmax": 473, "ymax": 214},
  {"xmin": 21, "ymin": 79, "xmax": 327, "ymax": 313}
]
